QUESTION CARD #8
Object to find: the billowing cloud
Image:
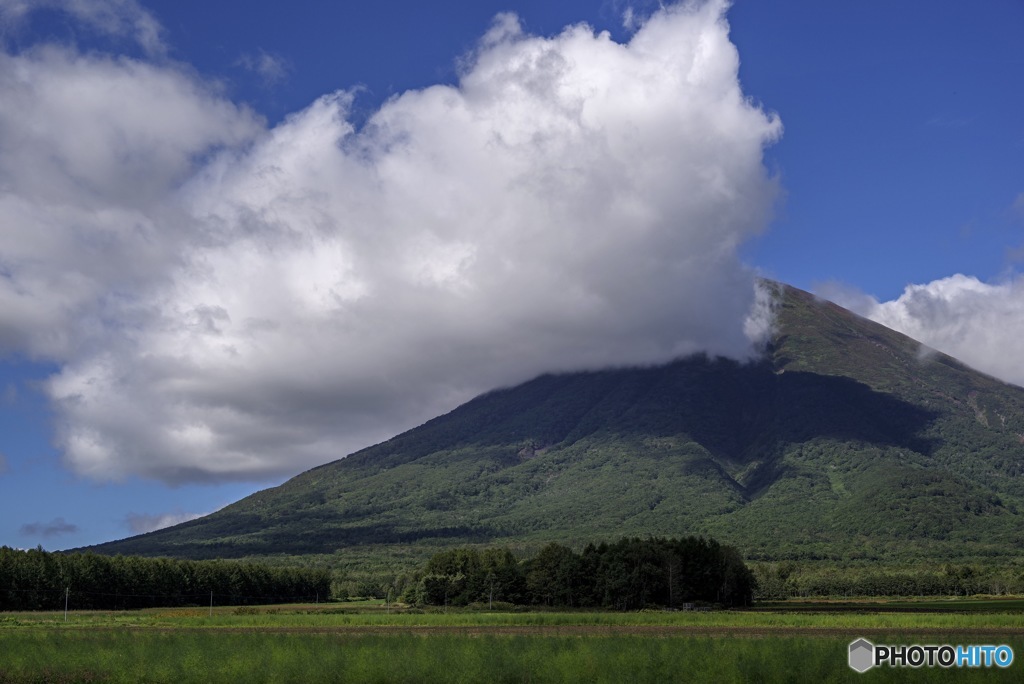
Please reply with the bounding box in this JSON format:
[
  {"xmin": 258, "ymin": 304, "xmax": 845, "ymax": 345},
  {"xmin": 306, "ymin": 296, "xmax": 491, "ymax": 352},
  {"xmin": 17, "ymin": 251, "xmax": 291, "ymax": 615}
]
[
  {"xmin": 20, "ymin": 517, "xmax": 79, "ymax": 538},
  {"xmin": 125, "ymin": 510, "xmax": 206, "ymax": 534},
  {"xmin": 0, "ymin": 46, "xmax": 263, "ymax": 359},
  {"xmin": 4, "ymin": 0, "xmax": 781, "ymax": 484},
  {"xmin": 822, "ymin": 274, "xmax": 1024, "ymax": 388}
]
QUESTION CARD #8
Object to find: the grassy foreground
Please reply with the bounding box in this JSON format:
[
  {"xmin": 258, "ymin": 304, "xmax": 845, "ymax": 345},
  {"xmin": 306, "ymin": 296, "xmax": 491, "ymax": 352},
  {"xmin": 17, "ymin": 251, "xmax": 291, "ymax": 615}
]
[{"xmin": 2, "ymin": 600, "xmax": 1024, "ymax": 683}]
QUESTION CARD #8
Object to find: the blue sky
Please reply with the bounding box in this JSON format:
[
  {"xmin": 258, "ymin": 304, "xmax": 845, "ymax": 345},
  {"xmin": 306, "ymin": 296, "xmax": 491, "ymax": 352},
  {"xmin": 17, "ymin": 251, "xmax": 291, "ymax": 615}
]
[{"xmin": 0, "ymin": 0, "xmax": 1022, "ymax": 550}]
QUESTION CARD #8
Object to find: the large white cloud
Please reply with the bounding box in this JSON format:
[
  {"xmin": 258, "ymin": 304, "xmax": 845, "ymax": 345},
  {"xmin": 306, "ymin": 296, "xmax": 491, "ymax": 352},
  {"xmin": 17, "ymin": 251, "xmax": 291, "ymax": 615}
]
[
  {"xmin": 0, "ymin": 46, "xmax": 262, "ymax": 359},
  {"xmin": 823, "ymin": 274, "xmax": 1024, "ymax": 388},
  {"xmin": 5, "ymin": 0, "xmax": 783, "ymax": 483}
]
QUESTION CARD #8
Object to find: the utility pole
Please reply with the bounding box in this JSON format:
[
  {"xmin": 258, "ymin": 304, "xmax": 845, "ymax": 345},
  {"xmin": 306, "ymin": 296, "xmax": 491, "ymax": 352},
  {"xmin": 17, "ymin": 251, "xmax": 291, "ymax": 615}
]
[
  {"xmin": 64, "ymin": 587, "xmax": 69, "ymax": 623},
  {"xmin": 209, "ymin": 591, "xmax": 213, "ymax": 618}
]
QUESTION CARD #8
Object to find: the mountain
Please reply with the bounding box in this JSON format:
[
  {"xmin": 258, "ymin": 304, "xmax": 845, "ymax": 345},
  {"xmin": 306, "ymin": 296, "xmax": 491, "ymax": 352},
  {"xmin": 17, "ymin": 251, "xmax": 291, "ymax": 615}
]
[{"xmin": 84, "ymin": 284, "xmax": 1024, "ymax": 563}]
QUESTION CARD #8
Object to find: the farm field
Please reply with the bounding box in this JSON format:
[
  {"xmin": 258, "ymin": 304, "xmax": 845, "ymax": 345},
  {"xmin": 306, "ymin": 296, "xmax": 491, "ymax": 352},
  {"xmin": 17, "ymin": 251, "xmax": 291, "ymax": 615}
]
[{"xmin": 2, "ymin": 600, "xmax": 1024, "ymax": 683}]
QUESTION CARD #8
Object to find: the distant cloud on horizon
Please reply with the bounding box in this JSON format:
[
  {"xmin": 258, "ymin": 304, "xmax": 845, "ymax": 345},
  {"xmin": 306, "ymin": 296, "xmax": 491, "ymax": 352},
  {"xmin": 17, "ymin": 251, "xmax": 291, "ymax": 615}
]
[
  {"xmin": 820, "ymin": 274, "xmax": 1024, "ymax": 389},
  {"xmin": 125, "ymin": 511, "xmax": 206, "ymax": 535},
  {"xmin": 20, "ymin": 517, "xmax": 79, "ymax": 538}
]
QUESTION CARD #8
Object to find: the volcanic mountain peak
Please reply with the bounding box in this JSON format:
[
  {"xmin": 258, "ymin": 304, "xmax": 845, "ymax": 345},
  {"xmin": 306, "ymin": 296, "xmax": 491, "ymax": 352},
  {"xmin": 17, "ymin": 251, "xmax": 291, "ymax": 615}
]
[{"xmin": 84, "ymin": 284, "xmax": 1024, "ymax": 562}]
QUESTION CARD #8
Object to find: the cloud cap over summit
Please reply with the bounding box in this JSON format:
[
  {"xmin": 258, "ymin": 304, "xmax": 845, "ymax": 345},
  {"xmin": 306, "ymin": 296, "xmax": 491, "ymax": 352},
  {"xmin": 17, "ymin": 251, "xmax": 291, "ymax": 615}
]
[{"xmin": 1, "ymin": 1, "xmax": 781, "ymax": 484}]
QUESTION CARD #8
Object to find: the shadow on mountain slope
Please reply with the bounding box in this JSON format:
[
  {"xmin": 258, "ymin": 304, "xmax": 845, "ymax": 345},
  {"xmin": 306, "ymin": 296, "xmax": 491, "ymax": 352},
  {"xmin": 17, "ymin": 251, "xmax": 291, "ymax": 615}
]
[{"xmin": 343, "ymin": 356, "xmax": 939, "ymax": 477}]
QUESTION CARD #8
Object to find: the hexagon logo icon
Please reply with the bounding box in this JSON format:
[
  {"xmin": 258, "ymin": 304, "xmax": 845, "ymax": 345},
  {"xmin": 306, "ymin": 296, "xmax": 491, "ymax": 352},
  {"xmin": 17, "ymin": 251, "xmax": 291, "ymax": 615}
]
[{"xmin": 849, "ymin": 638, "xmax": 875, "ymax": 673}]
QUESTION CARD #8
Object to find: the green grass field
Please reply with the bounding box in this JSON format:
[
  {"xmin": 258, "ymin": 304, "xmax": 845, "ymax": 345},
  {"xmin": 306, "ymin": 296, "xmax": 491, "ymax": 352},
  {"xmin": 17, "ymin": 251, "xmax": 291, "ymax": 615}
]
[{"xmin": 2, "ymin": 600, "xmax": 1023, "ymax": 683}]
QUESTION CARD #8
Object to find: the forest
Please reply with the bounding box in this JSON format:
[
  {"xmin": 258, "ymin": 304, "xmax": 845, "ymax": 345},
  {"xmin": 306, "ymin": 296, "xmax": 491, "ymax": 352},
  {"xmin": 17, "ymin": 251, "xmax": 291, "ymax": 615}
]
[
  {"xmin": 401, "ymin": 536, "xmax": 755, "ymax": 609},
  {"xmin": 0, "ymin": 546, "xmax": 331, "ymax": 611}
]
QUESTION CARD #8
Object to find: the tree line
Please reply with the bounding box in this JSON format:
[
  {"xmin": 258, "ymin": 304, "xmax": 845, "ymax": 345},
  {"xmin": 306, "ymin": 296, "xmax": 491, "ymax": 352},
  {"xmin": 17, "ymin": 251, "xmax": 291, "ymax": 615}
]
[
  {"xmin": 752, "ymin": 561, "xmax": 1024, "ymax": 599},
  {"xmin": 401, "ymin": 536, "xmax": 755, "ymax": 609},
  {"xmin": 0, "ymin": 546, "xmax": 331, "ymax": 611}
]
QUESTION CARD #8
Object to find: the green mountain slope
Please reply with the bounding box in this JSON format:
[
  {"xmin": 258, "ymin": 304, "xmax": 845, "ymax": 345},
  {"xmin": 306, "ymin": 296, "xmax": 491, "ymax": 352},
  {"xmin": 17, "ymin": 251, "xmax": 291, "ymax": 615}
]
[{"xmin": 85, "ymin": 284, "xmax": 1024, "ymax": 562}]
